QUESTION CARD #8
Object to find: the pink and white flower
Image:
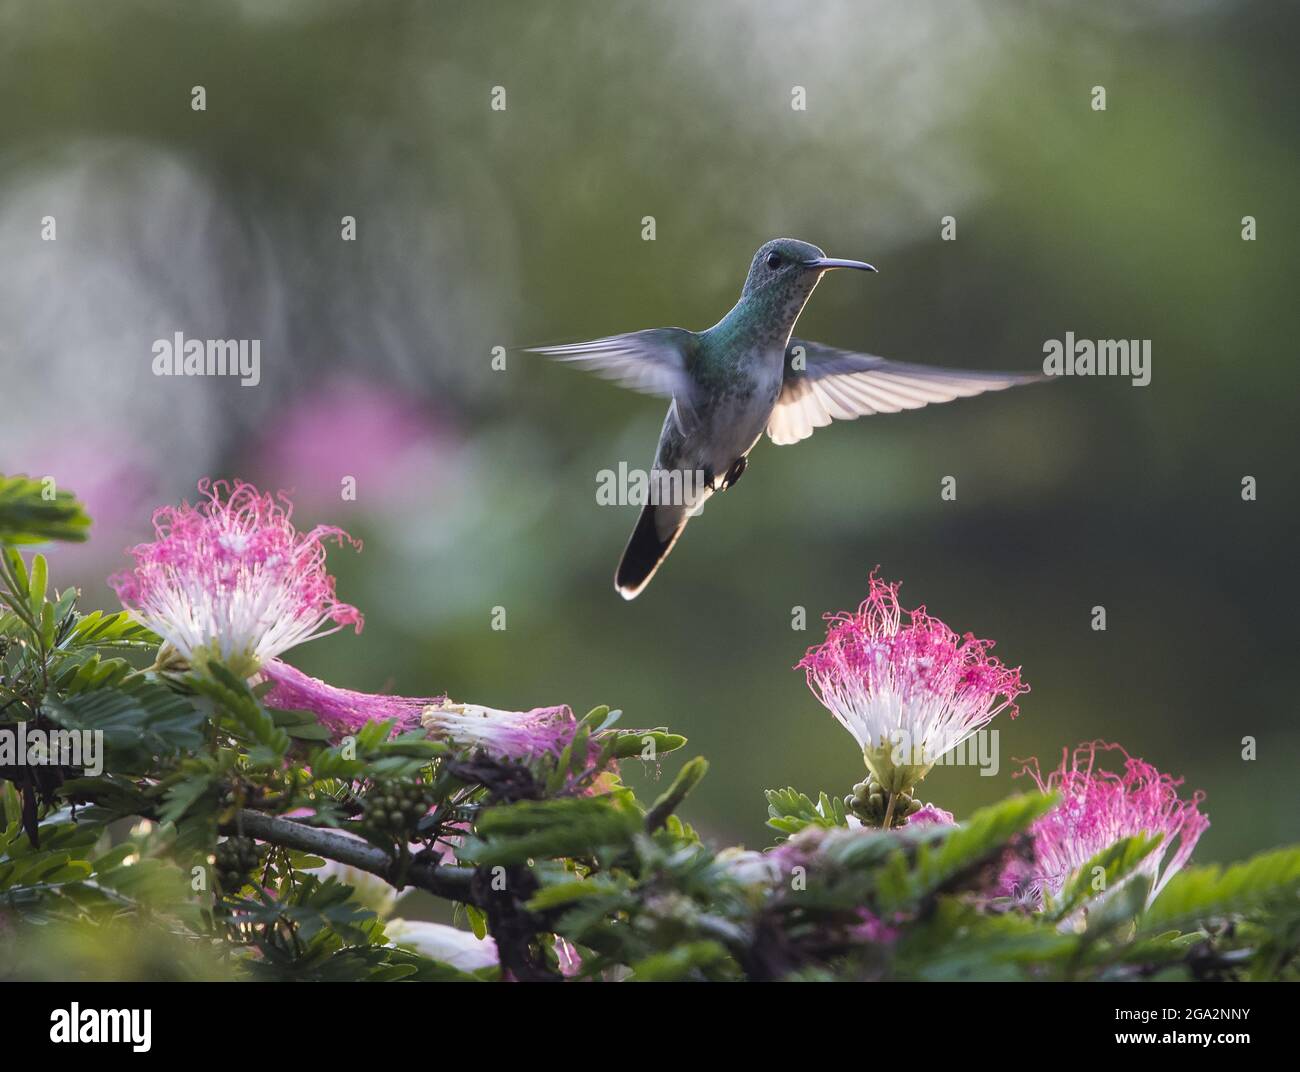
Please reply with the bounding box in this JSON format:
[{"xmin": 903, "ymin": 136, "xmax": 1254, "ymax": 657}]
[
  {"xmin": 1003, "ymin": 740, "xmax": 1209, "ymax": 908},
  {"xmin": 261, "ymin": 659, "xmax": 442, "ymax": 738},
  {"xmin": 420, "ymin": 702, "xmax": 587, "ymax": 762},
  {"xmin": 904, "ymin": 803, "xmax": 956, "ymax": 828},
  {"xmin": 554, "ymin": 936, "xmax": 583, "ymax": 978},
  {"xmin": 384, "ymin": 920, "xmax": 499, "ymax": 972},
  {"xmin": 109, "ymin": 479, "xmax": 362, "ymax": 674},
  {"xmin": 797, "ymin": 572, "xmax": 1027, "ymax": 794}
]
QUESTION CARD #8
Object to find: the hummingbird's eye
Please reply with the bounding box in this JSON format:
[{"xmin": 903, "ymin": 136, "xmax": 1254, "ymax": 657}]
[{"xmin": 765, "ymin": 252, "xmax": 783, "ymax": 270}]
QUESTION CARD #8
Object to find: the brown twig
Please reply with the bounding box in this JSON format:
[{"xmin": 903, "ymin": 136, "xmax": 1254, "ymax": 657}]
[{"xmin": 217, "ymin": 809, "xmax": 477, "ymax": 903}]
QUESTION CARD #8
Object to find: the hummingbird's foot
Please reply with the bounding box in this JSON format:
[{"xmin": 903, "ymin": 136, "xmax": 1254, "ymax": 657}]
[{"xmin": 720, "ymin": 456, "xmax": 747, "ymax": 491}]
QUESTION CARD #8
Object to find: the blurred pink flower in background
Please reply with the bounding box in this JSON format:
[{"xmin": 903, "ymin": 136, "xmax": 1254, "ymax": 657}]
[
  {"xmin": 852, "ymin": 909, "xmax": 901, "ymax": 945},
  {"xmin": 8, "ymin": 432, "xmax": 160, "ymax": 571},
  {"xmin": 251, "ymin": 375, "xmax": 460, "ymax": 510},
  {"xmin": 1001, "ymin": 740, "xmax": 1209, "ymax": 908}
]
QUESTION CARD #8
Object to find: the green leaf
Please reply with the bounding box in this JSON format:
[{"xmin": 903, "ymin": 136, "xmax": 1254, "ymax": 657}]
[
  {"xmin": 284, "ymin": 724, "xmax": 333, "ymax": 741},
  {"xmin": 28, "ymin": 554, "xmax": 47, "ymax": 616},
  {"xmin": 1141, "ymin": 846, "xmax": 1300, "ymax": 932},
  {"xmin": 61, "ymin": 610, "xmax": 161, "ymax": 652},
  {"xmin": 52, "ymin": 653, "xmax": 134, "ymax": 694},
  {"xmin": 548, "ymin": 721, "xmax": 593, "ymax": 793},
  {"xmin": 894, "ymin": 900, "xmax": 1077, "ymax": 981},
  {"xmin": 525, "ymin": 878, "xmax": 622, "ymax": 912},
  {"xmin": 629, "ymin": 941, "xmax": 728, "ymax": 981},
  {"xmin": 93, "ymin": 855, "xmax": 192, "ymax": 908},
  {"xmin": 578, "ymin": 705, "xmax": 613, "ymax": 730},
  {"xmin": 0, "ymin": 475, "xmax": 92, "ymax": 545},
  {"xmin": 192, "ymin": 662, "xmax": 290, "ymax": 762},
  {"xmin": 0, "ymin": 820, "xmax": 100, "ymax": 899},
  {"xmin": 764, "ymin": 786, "xmax": 848, "ymax": 835},
  {"xmin": 1046, "ymin": 834, "xmax": 1162, "ymax": 922},
  {"xmin": 1, "ymin": 546, "xmax": 29, "ymax": 598},
  {"xmin": 874, "ymin": 793, "xmax": 1056, "ymax": 913},
  {"xmin": 644, "ymin": 757, "xmax": 708, "ymax": 832},
  {"xmin": 605, "ymin": 730, "xmax": 687, "ymax": 759},
  {"xmin": 44, "ymin": 682, "xmax": 206, "ymax": 772},
  {"xmin": 158, "ymin": 772, "xmax": 215, "ymax": 824},
  {"xmin": 472, "ymin": 797, "xmax": 642, "ymax": 866}
]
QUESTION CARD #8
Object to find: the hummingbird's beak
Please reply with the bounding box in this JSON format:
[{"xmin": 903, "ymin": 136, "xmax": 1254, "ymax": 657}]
[{"xmin": 803, "ymin": 257, "xmax": 877, "ymax": 273}]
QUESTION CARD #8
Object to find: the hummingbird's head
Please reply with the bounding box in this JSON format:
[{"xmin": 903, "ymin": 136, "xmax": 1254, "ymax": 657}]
[{"xmin": 739, "ymin": 238, "xmax": 876, "ymax": 301}]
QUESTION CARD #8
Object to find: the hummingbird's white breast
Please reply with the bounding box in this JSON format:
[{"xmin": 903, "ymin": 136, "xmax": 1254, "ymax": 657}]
[{"xmin": 660, "ymin": 342, "xmax": 785, "ymax": 488}]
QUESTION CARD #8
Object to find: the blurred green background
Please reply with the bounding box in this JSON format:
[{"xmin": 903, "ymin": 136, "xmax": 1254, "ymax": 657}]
[{"xmin": 2, "ymin": 0, "xmax": 1296, "ymax": 875}]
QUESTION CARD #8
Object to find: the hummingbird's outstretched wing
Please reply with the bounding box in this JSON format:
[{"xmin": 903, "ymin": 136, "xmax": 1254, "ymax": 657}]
[
  {"xmin": 528, "ymin": 329, "xmax": 698, "ymax": 402},
  {"xmin": 767, "ymin": 340, "xmax": 1048, "ymax": 446}
]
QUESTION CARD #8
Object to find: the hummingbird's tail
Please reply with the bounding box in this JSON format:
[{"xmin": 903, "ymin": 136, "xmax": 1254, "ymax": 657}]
[{"xmin": 615, "ymin": 502, "xmax": 690, "ymax": 600}]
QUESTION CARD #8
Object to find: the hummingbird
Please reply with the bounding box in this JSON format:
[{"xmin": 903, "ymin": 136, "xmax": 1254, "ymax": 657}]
[{"xmin": 533, "ymin": 238, "xmax": 1046, "ymax": 600}]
